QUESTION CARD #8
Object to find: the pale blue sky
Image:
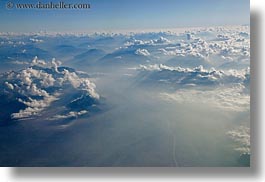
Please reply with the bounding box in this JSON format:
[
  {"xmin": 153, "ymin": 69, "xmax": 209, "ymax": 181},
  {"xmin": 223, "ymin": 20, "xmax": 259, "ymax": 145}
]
[{"xmin": 0, "ymin": 0, "xmax": 249, "ymax": 32}]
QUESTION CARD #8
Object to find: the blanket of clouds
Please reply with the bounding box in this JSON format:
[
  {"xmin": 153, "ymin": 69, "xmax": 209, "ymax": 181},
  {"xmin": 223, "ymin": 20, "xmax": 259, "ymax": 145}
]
[{"xmin": 0, "ymin": 25, "xmax": 250, "ymax": 166}]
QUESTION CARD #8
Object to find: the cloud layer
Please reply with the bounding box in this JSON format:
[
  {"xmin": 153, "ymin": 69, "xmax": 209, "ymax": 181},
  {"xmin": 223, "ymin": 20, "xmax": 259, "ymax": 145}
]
[
  {"xmin": 138, "ymin": 64, "xmax": 249, "ymax": 87},
  {"xmin": 160, "ymin": 84, "xmax": 249, "ymax": 112}
]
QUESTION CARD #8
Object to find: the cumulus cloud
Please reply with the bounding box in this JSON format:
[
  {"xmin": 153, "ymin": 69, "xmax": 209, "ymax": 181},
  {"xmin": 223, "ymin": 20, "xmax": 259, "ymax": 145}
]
[
  {"xmin": 5, "ymin": 82, "xmax": 14, "ymax": 90},
  {"xmin": 31, "ymin": 56, "xmax": 46, "ymax": 66},
  {"xmin": 61, "ymin": 69, "xmax": 80, "ymax": 88},
  {"xmin": 17, "ymin": 66, "xmax": 56, "ymax": 88},
  {"xmin": 26, "ymin": 83, "xmax": 49, "ymax": 97},
  {"xmin": 139, "ymin": 64, "xmax": 249, "ymax": 87},
  {"xmin": 3, "ymin": 57, "xmax": 100, "ymax": 120},
  {"xmin": 139, "ymin": 63, "xmax": 250, "ymax": 112},
  {"xmin": 216, "ymin": 34, "xmax": 230, "ymax": 41},
  {"xmin": 79, "ymin": 79, "xmax": 100, "ymax": 99},
  {"xmin": 12, "ymin": 95, "xmax": 59, "ymax": 119},
  {"xmin": 51, "ymin": 58, "xmax": 62, "ymax": 73},
  {"xmin": 135, "ymin": 49, "xmax": 150, "ymax": 56},
  {"xmin": 50, "ymin": 110, "xmax": 88, "ymax": 120},
  {"xmin": 158, "ymin": 39, "xmax": 210, "ymax": 60},
  {"xmin": 227, "ymin": 126, "xmax": 250, "ymax": 154},
  {"xmin": 125, "ymin": 36, "xmax": 171, "ymax": 47},
  {"xmin": 154, "ymin": 36, "xmax": 171, "ymax": 44},
  {"xmin": 152, "ymin": 27, "xmax": 250, "ymax": 68},
  {"xmin": 1, "ymin": 26, "xmax": 249, "ymax": 124},
  {"xmin": 61, "ymin": 69, "xmax": 100, "ymax": 99},
  {"xmin": 30, "ymin": 38, "xmax": 43, "ymax": 43}
]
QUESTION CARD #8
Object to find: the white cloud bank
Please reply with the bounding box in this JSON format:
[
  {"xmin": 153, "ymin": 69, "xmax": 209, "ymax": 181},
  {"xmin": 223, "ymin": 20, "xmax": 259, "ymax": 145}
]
[
  {"xmin": 139, "ymin": 64, "xmax": 249, "ymax": 87},
  {"xmin": 3, "ymin": 57, "xmax": 100, "ymax": 120},
  {"xmin": 139, "ymin": 64, "xmax": 250, "ymax": 112}
]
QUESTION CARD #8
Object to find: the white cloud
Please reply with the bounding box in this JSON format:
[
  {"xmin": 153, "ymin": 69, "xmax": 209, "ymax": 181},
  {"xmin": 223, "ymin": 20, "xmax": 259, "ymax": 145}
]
[
  {"xmin": 50, "ymin": 110, "xmax": 88, "ymax": 120},
  {"xmin": 30, "ymin": 38, "xmax": 43, "ymax": 43},
  {"xmin": 139, "ymin": 64, "xmax": 249, "ymax": 86},
  {"xmin": 18, "ymin": 66, "xmax": 56, "ymax": 88},
  {"xmin": 227, "ymin": 126, "xmax": 250, "ymax": 154},
  {"xmin": 61, "ymin": 69, "xmax": 99, "ymax": 99},
  {"xmin": 149, "ymin": 27, "xmax": 251, "ymax": 67},
  {"xmin": 135, "ymin": 49, "xmax": 150, "ymax": 56},
  {"xmin": 61, "ymin": 69, "xmax": 81, "ymax": 88},
  {"xmin": 26, "ymin": 83, "xmax": 49, "ymax": 97},
  {"xmin": 31, "ymin": 56, "xmax": 46, "ymax": 66},
  {"xmin": 5, "ymin": 82, "xmax": 14, "ymax": 90},
  {"xmin": 12, "ymin": 94, "xmax": 59, "ymax": 119},
  {"xmin": 125, "ymin": 36, "xmax": 171, "ymax": 47},
  {"xmin": 10, "ymin": 61, "xmax": 30, "ymax": 65},
  {"xmin": 19, "ymin": 69, "xmax": 33, "ymax": 85},
  {"xmin": 79, "ymin": 79, "xmax": 100, "ymax": 99},
  {"xmin": 51, "ymin": 58, "xmax": 62, "ymax": 73},
  {"xmin": 216, "ymin": 34, "xmax": 230, "ymax": 41},
  {"xmin": 5, "ymin": 57, "xmax": 100, "ymax": 120},
  {"xmin": 154, "ymin": 36, "xmax": 171, "ymax": 44}
]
